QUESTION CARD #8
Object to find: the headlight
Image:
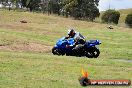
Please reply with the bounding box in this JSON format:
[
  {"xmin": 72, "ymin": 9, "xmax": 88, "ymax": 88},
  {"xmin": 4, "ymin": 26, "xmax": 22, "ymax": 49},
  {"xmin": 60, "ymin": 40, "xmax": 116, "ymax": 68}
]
[{"xmin": 99, "ymin": 41, "xmax": 101, "ymax": 44}]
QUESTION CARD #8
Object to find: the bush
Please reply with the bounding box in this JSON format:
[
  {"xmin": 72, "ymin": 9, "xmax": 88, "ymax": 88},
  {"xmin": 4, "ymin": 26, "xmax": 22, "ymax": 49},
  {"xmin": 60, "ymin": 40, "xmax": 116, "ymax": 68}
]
[
  {"xmin": 101, "ymin": 10, "xmax": 120, "ymax": 24},
  {"xmin": 125, "ymin": 13, "xmax": 132, "ymax": 28}
]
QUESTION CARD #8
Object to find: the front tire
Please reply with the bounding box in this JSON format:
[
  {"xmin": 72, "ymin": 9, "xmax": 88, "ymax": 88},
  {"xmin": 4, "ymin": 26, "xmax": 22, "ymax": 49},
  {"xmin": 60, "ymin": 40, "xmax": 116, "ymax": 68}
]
[
  {"xmin": 52, "ymin": 47, "xmax": 60, "ymax": 55},
  {"xmin": 52, "ymin": 47, "xmax": 65, "ymax": 55}
]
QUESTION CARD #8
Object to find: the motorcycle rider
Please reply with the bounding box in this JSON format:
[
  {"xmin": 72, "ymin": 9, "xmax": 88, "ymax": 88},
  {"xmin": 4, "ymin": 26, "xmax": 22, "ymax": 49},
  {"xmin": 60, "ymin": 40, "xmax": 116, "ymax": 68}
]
[
  {"xmin": 66, "ymin": 29, "xmax": 85, "ymax": 40},
  {"xmin": 65, "ymin": 29, "xmax": 86, "ymax": 54}
]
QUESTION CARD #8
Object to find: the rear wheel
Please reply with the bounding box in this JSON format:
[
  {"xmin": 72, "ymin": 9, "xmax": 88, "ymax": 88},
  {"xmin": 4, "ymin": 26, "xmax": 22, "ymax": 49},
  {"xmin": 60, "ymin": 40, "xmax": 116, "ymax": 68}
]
[
  {"xmin": 85, "ymin": 50, "xmax": 94, "ymax": 58},
  {"xmin": 85, "ymin": 47, "xmax": 100, "ymax": 58},
  {"xmin": 92, "ymin": 47, "xmax": 100, "ymax": 58}
]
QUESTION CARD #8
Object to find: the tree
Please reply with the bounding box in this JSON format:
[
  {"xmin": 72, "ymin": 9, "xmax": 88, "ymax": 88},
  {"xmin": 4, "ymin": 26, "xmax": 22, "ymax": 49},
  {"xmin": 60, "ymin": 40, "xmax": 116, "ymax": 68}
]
[
  {"xmin": 21, "ymin": 0, "xmax": 41, "ymax": 11},
  {"xmin": 48, "ymin": 0, "xmax": 53, "ymax": 14},
  {"xmin": 41, "ymin": 0, "xmax": 48, "ymax": 14},
  {"xmin": 101, "ymin": 10, "xmax": 120, "ymax": 24},
  {"xmin": 8, "ymin": 0, "xmax": 21, "ymax": 10},
  {"xmin": 48, "ymin": 0, "xmax": 63, "ymax": 15},
  {"xmin": 0, "ymin": 0, "xmax": 5, "ymax": 5},
  {"xmin": 63, "ymin": 0, "xmax": 100, "ymax": 21},
  {"xmin": 13, "ymin": 0, "xmax": 21, "ymax": 9},
  {"xmin": 0, "ymin": 0, "xmax": 12, "ymax": 11},
  {"xmin": 125, "ymin": 13, "xmax": 132, "ymax": 28},
  {"xmin": 21, "ymin": 0, "xmax": 27, "ymax": 7}
]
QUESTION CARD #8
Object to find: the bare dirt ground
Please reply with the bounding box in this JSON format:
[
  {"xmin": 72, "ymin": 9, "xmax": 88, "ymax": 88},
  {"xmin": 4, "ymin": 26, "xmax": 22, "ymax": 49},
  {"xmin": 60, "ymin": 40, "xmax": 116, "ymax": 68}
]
[{"xmin": 0, "ymin": 42, "xmax": 52, "ymax": 53}]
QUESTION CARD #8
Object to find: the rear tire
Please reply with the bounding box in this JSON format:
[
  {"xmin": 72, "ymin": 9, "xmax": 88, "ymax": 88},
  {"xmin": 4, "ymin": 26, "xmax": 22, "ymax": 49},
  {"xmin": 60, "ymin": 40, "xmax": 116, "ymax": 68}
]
[
  {"xmin": 85, "ymin": 47, "xmax": 100, "ymax": 58},
  {"xmin": 85, "ymin": 51, "xmax": 94, "ymax": 58},
  {"xmin": 92, "ymin": 47, "xmax": 100, "ymax": 58}
]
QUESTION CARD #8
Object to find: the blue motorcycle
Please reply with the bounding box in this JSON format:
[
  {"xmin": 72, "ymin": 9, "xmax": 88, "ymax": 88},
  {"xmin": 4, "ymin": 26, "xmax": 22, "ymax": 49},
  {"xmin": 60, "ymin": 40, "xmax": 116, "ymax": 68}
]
[{"xmin": 52, "ymin": 37, "xmax": 101, "ymax": 58}]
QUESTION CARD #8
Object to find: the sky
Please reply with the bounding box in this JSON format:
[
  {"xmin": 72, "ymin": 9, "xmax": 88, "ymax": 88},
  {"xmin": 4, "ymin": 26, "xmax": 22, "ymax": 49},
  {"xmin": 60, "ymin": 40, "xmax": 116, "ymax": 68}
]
[{"xmin": 98, "ymin": 0, "xmax": 132, "ymax": 11}]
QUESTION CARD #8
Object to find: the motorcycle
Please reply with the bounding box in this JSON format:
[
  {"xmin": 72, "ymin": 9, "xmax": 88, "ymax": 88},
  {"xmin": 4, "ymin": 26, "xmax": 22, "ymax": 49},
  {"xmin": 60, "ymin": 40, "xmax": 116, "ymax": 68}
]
[{"xmin": 52, "ymin": 37, "xmax": 101, "ymax": 58}]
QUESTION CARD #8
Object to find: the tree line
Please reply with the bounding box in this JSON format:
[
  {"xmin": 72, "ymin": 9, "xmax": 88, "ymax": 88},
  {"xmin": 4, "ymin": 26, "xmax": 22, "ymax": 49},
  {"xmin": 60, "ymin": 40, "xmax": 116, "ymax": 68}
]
[
  {"xmin": 101, "ymin": 10, "xmax": 132, "ymax": 28},
  {"xmin": 0, "ymin": 0, "xmax": 100, "ymax": 21},
  {"xmin": 0, "ymin": 0, "xmax": 131, "ymax": 27}
]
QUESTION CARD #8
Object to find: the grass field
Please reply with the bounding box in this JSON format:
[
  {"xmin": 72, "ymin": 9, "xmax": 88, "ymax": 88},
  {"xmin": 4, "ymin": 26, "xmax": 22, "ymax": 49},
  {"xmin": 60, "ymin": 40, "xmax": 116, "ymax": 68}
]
[{"xmin": 0, "ymin": 10, "xmax": 132, "ymax": 88}]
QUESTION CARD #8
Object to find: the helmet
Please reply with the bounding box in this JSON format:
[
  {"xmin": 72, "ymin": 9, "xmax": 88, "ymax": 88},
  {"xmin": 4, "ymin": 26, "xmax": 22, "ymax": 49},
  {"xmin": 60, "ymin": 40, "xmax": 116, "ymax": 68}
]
[{"xmin": 67, "ymin": 29, "xmax": 75, "ymax": 36}]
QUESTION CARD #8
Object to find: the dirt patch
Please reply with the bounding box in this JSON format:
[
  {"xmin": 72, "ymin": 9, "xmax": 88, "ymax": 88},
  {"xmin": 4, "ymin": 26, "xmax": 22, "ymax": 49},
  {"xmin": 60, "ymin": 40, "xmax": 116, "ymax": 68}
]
[
  {"xmin": 0, "ymin": 42, "xmax": 52, "ymax": 53},
  {"xmin": 0, "ymin": 23, "xmax": 31, "ymax": 31}
]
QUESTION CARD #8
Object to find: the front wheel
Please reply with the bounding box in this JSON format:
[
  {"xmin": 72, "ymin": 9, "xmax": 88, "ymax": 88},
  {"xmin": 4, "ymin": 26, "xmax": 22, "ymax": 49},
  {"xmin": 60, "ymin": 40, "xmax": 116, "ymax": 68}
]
[
  {"xmin": 52, "ymin": 47, "xmax": 60, "ymax": 55},
  {"xmin": 52, "ymin": 47, "xmax": 65, "ymax": 55}
]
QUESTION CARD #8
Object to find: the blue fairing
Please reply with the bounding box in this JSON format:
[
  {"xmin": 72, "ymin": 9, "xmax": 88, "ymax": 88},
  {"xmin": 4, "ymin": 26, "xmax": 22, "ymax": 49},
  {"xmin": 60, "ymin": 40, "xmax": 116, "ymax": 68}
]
[
  {"xmin": 56, "ymin": 37, "xmax": 74, "ymax": 46},
  {"xmin": 55, "ymin": 37, "xmax": 75, "ymax": 52}
]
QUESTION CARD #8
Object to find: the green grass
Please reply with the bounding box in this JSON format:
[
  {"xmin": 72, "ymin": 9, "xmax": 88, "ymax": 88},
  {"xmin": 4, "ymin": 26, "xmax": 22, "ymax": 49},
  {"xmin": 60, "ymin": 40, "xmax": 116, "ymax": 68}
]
[
  {"xmin": 0, "ymin": 10, "xmax": 132, "ymax": 88},
  {"xmin": 0, "ymin": 51, "xmax": 132, "ymax": 88}
]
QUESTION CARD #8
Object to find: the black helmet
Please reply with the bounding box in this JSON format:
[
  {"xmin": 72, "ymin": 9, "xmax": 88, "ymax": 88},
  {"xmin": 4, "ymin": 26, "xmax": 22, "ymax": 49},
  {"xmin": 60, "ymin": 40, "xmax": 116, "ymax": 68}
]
[{"xmin": 68, "ymin": 29, "xmax": 75, "ymax": 36}]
